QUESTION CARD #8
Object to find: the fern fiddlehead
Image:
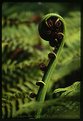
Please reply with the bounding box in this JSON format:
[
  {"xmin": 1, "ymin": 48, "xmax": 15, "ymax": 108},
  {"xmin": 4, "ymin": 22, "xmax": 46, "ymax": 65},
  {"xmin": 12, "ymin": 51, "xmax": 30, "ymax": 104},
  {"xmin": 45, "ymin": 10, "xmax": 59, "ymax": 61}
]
[{"xmin": 34, "ymin": 13, "xmax": 66, "ymax": 118}]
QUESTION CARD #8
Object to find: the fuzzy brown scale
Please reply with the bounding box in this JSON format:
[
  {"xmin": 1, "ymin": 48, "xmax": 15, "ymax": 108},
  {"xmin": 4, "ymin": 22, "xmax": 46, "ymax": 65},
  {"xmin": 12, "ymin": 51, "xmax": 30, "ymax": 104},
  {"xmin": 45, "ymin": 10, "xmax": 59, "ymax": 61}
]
[{"xmin": 38, "ymin": 16, "xmax": 64, "ymax": 48}]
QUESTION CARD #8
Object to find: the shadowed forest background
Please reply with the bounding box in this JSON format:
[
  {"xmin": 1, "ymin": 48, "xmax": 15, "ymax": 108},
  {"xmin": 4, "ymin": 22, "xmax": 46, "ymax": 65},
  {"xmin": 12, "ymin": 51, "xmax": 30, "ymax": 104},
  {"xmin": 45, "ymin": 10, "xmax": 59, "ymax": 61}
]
[{"xmin": 2, "ymin": 2, "xmax": 80, "ymax": 119}]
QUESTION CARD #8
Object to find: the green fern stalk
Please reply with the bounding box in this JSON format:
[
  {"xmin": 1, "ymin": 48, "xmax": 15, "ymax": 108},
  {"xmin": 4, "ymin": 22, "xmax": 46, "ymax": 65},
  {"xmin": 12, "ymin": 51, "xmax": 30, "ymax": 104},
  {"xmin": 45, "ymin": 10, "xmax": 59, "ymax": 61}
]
[{"xmin": 36, "ymin": 13, "xmax": 66, "ymax": 118}]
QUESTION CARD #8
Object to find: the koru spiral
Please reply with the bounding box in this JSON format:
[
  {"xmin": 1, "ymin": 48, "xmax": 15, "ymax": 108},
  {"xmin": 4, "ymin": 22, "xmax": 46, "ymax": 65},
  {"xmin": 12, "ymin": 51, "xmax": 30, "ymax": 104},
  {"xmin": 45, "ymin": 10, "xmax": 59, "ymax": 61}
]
[{"xmin": 38, "ymin": 13, "xmax": 65, "ymax": 49}]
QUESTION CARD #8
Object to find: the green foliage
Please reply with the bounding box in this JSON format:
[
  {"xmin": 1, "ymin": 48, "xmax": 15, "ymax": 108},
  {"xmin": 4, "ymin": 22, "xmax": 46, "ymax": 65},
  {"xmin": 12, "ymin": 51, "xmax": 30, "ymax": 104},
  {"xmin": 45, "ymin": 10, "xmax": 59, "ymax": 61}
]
[
  {"xmin": 53, "ymin": 81, "xmax": 80, "ymax": 98},
  {"xmin": 42, "ymin": 81, "xmax": 80, "ymax": 119},
  {"xmin": 11, "ymin": 81, "xmax": 80, "ymax": 118},
  {"xmin": 2, "ymin": 2, "xmax": 80, "ymax": 119}
]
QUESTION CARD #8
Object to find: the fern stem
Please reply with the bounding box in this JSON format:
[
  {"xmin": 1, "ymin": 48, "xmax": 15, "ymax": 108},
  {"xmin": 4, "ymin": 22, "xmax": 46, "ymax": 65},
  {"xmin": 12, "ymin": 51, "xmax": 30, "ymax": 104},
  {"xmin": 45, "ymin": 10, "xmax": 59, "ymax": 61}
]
[
  {"xmin": 36, "ymin": 42, "xmax": 64, "ymax": 118},
  {"xmin": 35, "ymin": 13, "xmax": 66, "ymax": 118}
]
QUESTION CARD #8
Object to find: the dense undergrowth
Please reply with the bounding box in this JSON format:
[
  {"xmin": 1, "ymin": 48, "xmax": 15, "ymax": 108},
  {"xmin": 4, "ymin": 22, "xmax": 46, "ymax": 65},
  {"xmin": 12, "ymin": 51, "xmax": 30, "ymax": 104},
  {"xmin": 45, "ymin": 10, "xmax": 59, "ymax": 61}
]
[{"xmin": 2, "ymin": 2, "xmax": 80, "ymax": 119}]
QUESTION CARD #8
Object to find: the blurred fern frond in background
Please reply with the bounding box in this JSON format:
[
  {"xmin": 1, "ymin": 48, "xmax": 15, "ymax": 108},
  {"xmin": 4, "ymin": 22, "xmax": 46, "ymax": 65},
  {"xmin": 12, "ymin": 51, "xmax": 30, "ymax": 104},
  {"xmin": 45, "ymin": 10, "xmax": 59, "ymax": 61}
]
[{"xmin": 2, "ymin": 2, "xmax": 81, "ymax": 119}]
